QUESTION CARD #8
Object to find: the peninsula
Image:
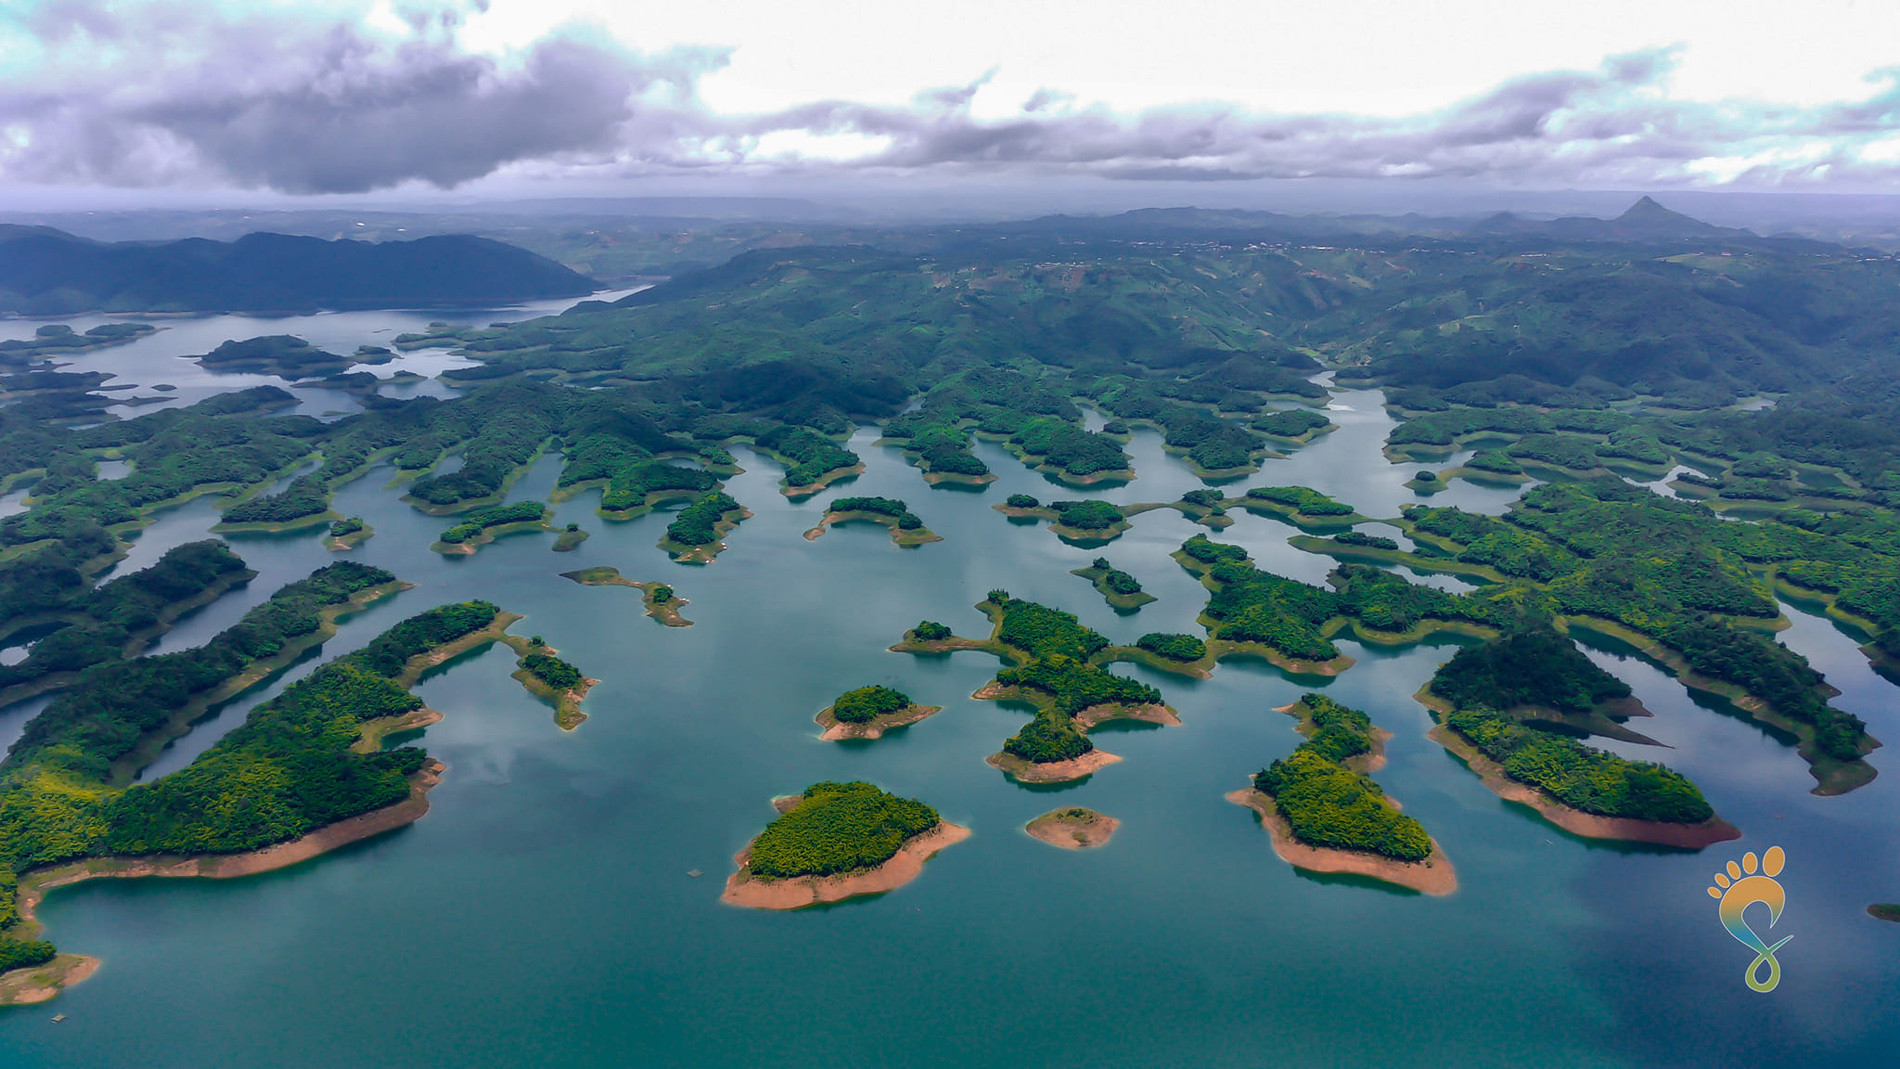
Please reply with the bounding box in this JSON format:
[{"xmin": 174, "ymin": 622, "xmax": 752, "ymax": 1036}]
[
  {"xmin": 560, "ymin": 566, "xmax": 694, "ymax": 626},
  {"xmin": 1228, "ymin": 694, "xmax": 1456, "ymax": 895},
  {"xmin": 804, "ymin": 495, "xmax": 942, "ymax": 546}
]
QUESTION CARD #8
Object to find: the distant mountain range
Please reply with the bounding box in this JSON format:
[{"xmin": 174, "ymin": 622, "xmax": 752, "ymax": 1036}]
[{"xmin": 0, "ymin": 227, "xmax": 597, "ymax": 314}]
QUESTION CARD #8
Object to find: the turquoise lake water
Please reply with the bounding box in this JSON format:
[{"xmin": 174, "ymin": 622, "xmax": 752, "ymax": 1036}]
[{"xmin": 2, "ymin": 311, "xmax": 1897, "ymax": 1066}]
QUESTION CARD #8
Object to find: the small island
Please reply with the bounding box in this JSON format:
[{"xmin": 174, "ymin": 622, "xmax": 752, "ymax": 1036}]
[
  {"xmin": 1071, "ymin": 556, "xmax": 1156, "ymax": 610},
  {"xmin": 551, "ymin": 523, "xmax": 590, "ymax": 552},
  {"xmin": 0, "ymin": 322, "xmax": 156, "ymax": 361},
  {"xmin": 1233, "ymin": 485, "xmax": 1366, "ymax": 530},
  {"xmin": 1025, "ymin": 807, "xmax": 1120, "ymax": 849},
  {"xmin": 1228, "ymin": 694, "xmax": 1456, "ymax": 895},
  {"xmin": 194, "ymin": 335, "xmax": 352, "ymax": 379},
  {"xmin": 891, "ymin": 594, "xmax": 1176, "ymax": 783},
  {"xmin": 502, "ymin": 637, "xmax": 596, "ymax": 730},
  {"xmin": 660, "ymin": 490, "xmax": 750, "ymax": 563},
  {"xmin": 325, "ymin": 515, "xmax": 372, "ymax": 551},
  {"xmin": 559, "ymin": 566, "xmax": 694, "ymax": 626},
  {"xmin": 1172, "ymin": 488, "xmax": 1235, "ymax": 529},
  {"xmin": 803, "ymin": 495, "xmax": 942, "ymax": 546},
  {"xmin": 721, "ymin": 782, "xmax": 970, "ymax": 910},
  {"xmin": 1869, "ymin": 903, "xmax": 1900, "ymax": 923},
  {"xmin": 994, "ymin": 495, "xmax": 1138, "ymax": 545},
  {"xmin": 815, "ymin": 685, "xmax": 942, "ymax": 740},
  {"xmin": 432, "ymin": 501, "xmax": 554, "ymax": 555}
]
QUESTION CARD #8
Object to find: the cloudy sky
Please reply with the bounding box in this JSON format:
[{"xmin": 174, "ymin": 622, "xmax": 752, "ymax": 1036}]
[{"xmin": 6, "ymin": 0, "xmax": 1900, "ymax": 207}]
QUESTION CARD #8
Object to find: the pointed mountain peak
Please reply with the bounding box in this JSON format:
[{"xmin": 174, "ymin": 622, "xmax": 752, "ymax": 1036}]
[
  {"xmin": 1614, "ymin": 196, "xmax": 1717, "ymax": 232},
  {"xmin": 1619, "ymin": 195, "xmax": 1671, "ymax": 219}
]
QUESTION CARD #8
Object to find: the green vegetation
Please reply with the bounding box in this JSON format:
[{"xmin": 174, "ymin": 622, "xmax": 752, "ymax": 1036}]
[
  {"xmin": 1183, "ymin": 536, "xmax": 1505, "ymax": 662},
  {"xmin": 829, "ymin": 496, "xmax": 925, "ymax": 529},
  {"xmin": 1331, "ymin": 531, "xmax": 1399, "ymax": 551},
  {"xmin": 1005, "ymin": 493, "xmax": 1039, "ymax": 508},
  {"xmin": 665, "ymin": 491, "xmax": 745, "ymax": 546},
  {"xmin": 0, "ymin": 936, "xmax": 55, "ymax": 972},
  {"xmin": 996, "ymin": 654, "xmax": 1162, "ymax": 716},
  {"xmin": 1254, "ymin": 695, "xmax": 1432, "ymax": 861},
  {"xmin": 1048, "ymin": 500, "xmax": 1126, "ymax": 531},
  {"xmin": 438, "ymin": 501, "xmax": 549, "ymax": 544},
  {"xmin": 1242, "ymin": 485, "xmax": 1357, "ymax": 516},
  {"xmin": 1091, "ymin": 379, "xmax": 1267, "ymax": 471},
  {"xmin": 0, "ymin": 540, "xmax": 251, "ymax": 696},
  {"xmin": 830, "ymin": 685, "xmax": 913, "ymax": 724},
  {"xmin": 0, "ymin": 228, "xmax": 590, "ymax": 315},
  {"xmin": 194, "ymin": 336, "xmax": 349, "ymax": 379},
  {"xmin": 1255, "ymin": 408, "xmax": 1331, "ymax": 439},
  {"xmin": 0, "ymin": 322, "xmax": 155, "ymax": 360},
  {"xmin": 522, "ymin": 653, "xmax": 583, "ymax": 691},
  {"xmin": 0, "ymin": 595, "xmax": 503, "ymax": 975},
  {"xmin": 1394, "ymin": 481, "xmax": 1872, "ymax": 767},
  {"xmin": 650, "ymin": 585, "xmax": 675, "ymax": 604},
  {"xmin": 1465, "ymin": 450, "xmax": 1524, "ymax": 475},
  {"xmin": 1429, "ymin": 626, "xmax": 1632, "ymax": 715},
  {"xmin": 1440, "ymin": 705, "xmax": 1713, "ymax": 824},
  {"xmin": 1073, "ymin": 557, "xmax": 1151, "ymax": 609},
  {"xmin": 1010, "ymin": 418, "xmax": 1130, "ymax": 477},
  {"xmin": 992, "ymin": 594, "xmax": 1110, "ymax": 660},
  {"xmin": 1003, "ymin": 710, "xmax": 1094, "ymax": 763},
  {"xmin": 329, "ymin": 516, "xmax": 365, "ymax": 537},
  {"xmin": 1135, "ymin": 633, "xmax": 1206, "ymax": 661},
  {"xmin": 4, "ymin": 561, "xmax": 399, "ymax": 785},
  {"xmin": 911, "ymin": 621, "xmax": 951, "ymax": 641},
  {"xmin": 600, "ymin": 462, "xmax": 717, "ymax": 513},
  {"xmin": 745, "ymin": 782, "xmax": 940, "ymax": 879},
  {"xmin": 757, "ymin": 426, "xmax": 859, "ymax": 487}
]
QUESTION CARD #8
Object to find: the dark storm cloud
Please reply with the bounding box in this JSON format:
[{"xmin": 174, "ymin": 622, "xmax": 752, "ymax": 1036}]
[
  {"xmin": 0, "ymin": 5, "xmax": 1890, "ymax": 193},
  {"xmin": 0, "ymin": 2, "xmax": 722, "ymax": 193}
]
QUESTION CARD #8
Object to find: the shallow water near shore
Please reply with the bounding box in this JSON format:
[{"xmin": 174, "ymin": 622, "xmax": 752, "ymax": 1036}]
[{"xmin": 3, "ymin": 342, "xmax": 1897, "ymax": 1066}]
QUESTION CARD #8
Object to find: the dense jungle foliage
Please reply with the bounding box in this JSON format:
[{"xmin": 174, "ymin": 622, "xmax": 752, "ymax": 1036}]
[
  {"xmin": 745, "ymin": 781, "xmax": 940, "ymax": 879},
  {"xmin": 830, "ymin": 685, "xmax": 913, "ymax": 724}
]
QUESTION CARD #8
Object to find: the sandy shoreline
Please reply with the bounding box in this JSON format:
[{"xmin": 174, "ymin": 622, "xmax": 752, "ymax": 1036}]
[
  {"xmin": 1428, "ymin": 725, "xmax": 1741, "ymax": 848},
  {"xmin": 1227, "ymin": 788, "xmax": 1458, "ymax": 896},
  {"xmin": 1273, "ymin": 702, "xmax": 1390, "ymax": 773},
  {"xmin": 986, "ymin": 749, "xmax": 1122, "ymax": 783},
  {"xmin": 2, "ymin": 760, "xmax": 446, "ymax": 1005},
  {"xmin": 720, "ymin": 821, "xmax": 971, "ymax": 910},
  {"xmin": 803, "ymin": 510, "xmax": 943, "ymax": 546},
  {"xmin": 1072, "ymin": 702, "xmax": 1180, "ymax": 730},
  {"xmin": 815, "ymin": 704, "xmax": 942, "ymax": 740},
  {"xmin": 1025, "ymin": 808, "xmax": 1120, "ymax": 849}
]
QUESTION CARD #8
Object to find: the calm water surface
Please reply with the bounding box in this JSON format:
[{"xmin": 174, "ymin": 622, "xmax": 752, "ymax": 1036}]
[{"xmin": 1, "ymin": 338, "xmax": 1895, "ymax": 1067}]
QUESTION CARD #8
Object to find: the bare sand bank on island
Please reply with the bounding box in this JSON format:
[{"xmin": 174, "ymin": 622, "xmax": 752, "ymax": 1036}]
[
  {"xmin": 0, "ymin": 955, "xmax": 101, "ymax": 1006},
  {"xmin": 1226, "ymin": 788, "xmax": 1458, "ymax": 896},
  {"xmin": 815, "ymin": 704, "xmax": 942, "ymax": 741},
  {"xmin": 1073, "ymin": 702, "xmax": 1180, "ymax": 730},
  {"xmin": 1025, "ymin": 808, "xmax": 1119, "ymax": 849},
  {"xmin": 720, "ymin": 821, "xmax": 972, "ymax": 910},
  {"xmin": 1427, "ymin": 725, "xmax": 1742, "ymax": 848},
  {"xmin": 986, "ymin": 749, "xmax": 1122, "ymax": 783}
]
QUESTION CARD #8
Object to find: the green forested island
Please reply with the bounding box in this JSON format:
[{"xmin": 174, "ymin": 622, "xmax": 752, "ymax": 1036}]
[
  {"xmin": 722, "ymin": 782, "xmax": 968, "ymax": 909},
  {"xmin": 1071, "ymin": 557, "xmax": 1155, "ymax": 610}
]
